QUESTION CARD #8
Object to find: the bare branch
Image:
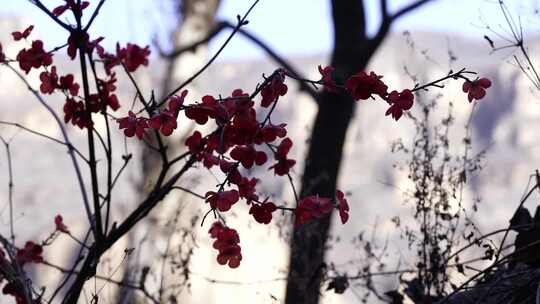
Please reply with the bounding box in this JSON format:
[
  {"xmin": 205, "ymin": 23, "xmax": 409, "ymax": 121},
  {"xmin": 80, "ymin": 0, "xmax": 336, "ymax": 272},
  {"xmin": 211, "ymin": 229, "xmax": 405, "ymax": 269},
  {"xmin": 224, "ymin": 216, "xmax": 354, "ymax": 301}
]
[
  {"xmin": 84, "ymin": 0, "xmax": 107, "ymax": 31},
  {"xmin": 0, "ymin": 136, "xmax": 15, "ymax": 245},
  {"xmin": 160, "ymin": 0, "xmax": 261, "ymax": 104},
  {"xmin": 163, "ymin": 20, "xmax": 320, "ymax": 103},
  {"xmin": 162, "ymin": 22, "xmax": 228, "ymax": 59},
  {"xmin": 0, "ymin": 120, "xmax": 88, "ymax": 162},
  {"xmin": 372, "ymin": 0, "xmax": 436, "ymax": 53},
  {"xmin": 28, "ymin": 0, "xmax": 73, "ymax": 32},
  {"xmin": 221, "ymin": 21, "xmax": 320, "ymax": 103},
  {"xmin": 3, "ymin": 63, "xmax": 96, "ymax": 237},
  {"xmin": 392, "ymin": 0, "xmax": 435, "ymax": 20}
]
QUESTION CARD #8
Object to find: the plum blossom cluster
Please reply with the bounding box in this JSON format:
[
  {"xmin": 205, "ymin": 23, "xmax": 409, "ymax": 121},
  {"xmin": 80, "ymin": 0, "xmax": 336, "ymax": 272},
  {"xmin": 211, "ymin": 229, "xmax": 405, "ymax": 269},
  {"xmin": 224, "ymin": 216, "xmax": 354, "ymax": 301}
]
[
  {"xmin": 4, "ymin": 24, "xmax": 151, "ymax": 130},
  {"xmin": 295, "ymin": 190, "xmax": 350, "ymax": 226},
  {"xmin": 118, "ymin": 91, "xmax": 186, "ymax": 139},
  {"xmin": 208, "ymin": 222, "xmax": 242, "ymax": 268},
  {"xmin": 0, "ymin": 214, "xmax": 70, "ymax": 303},
  {"xmin": 114, "ymin": 69, "xmax": 352, "ymax": 267},
  {"xmin": 462, "ymin": 77, "xmax": 491, "ymax": 102},
  {"xmin": 181, "ymin": 77, "xmax": 292, "ymax": 235},
  {"xmin": 0, "ymin": 15, "xmax": 155, "ymax": 300},
  {"xmin": 54, "ymin": 215, "xmax": 70, "ymax": 234},
  {"xmin": 0, "ymin": 242, "xmax": 43, "ymax": 303},
  {"xmin": 52, "ymin": 0, "xmax": 90, "ymax": 17},
  {"xmin": 14, "ymin": 32, "xmax": 53, "ymax": 74},
  {"xmin": 249, "ymin": 201, "xmax": 277, "ymax": 224},
  {"xmin": 317, "ymin": 65, "xmax": 492, "ymax": 121},
  {"xmin": 0, "ymin": 17, "xmax": 490, "ymax": 275},
  {"xmin": 114, "ymin": 63, "xmax": 487, "ymax": 269}
]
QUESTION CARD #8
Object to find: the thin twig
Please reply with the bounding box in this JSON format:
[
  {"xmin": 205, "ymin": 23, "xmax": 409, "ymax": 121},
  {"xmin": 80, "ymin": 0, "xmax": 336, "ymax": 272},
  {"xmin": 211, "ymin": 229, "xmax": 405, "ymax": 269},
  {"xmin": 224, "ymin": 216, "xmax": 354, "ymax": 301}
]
[
  {"xmin": 3, "ymin": 63, "xmax": 96, "ymax": 237},
  {"xmin": 0, "ymin": 120, "xmax": 88, "ymax": 162},
  {"xmin": 0, "ymin": 136, "xmax": 15, "ymax": 245},
  {"xmin": 158, "ymin": 0, "xmax": 261, "ymax": 107}
]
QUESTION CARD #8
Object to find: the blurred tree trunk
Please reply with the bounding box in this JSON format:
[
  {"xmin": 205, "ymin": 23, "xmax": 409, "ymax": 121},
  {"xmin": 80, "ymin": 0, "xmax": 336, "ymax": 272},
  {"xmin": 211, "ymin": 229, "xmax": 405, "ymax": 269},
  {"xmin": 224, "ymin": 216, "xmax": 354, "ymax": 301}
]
[
  {"xmin": 140, "ymin": 0, "xmax": 220, "ymax": 192},
  {"xmin": 120, "ymin": 0, "xmax": 220, "ymax": 302},
  {"xmin": 161, "ymin": 0, "xmax": 221, "ymax": 95},
  {"xmin": 285, "ymin": 1, "xmax": 433, "ymax": 303}
]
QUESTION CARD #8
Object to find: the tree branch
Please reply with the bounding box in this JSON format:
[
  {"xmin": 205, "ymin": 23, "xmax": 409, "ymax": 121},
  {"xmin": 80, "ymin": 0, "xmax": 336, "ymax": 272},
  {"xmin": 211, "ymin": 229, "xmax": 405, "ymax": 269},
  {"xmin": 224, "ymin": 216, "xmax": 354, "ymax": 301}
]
[
  {"xmin": 62, "ymin": 154, "xmax": 198, "ymax": 303},
  {"xmin": 4, "ymin": 63, "xmax": 95, "ymax": 237},
  {"xmin": 29, "ymin": 0, "xmax": 73, "ymax": 32},
  {"xmin": 159, "ymin": 0, "xmax": 260, "ymax": 105},
  {"xmin": 221, "ymin": 21, "xmax": 320, "ymax": 103},
  {"xmin": 0, "ymin": 120, "xmax": 88, "ymax": 162},
  {"xmin": 163, "ymin": 20, "xmax": 320, "ymax": 103},
  {"xmin": 392, "ymin": 0, "xmax": 434, "ymax": 20},
  {"xmin": 372, "ymin": 0, "xmax": 436, "ymax": 53},
  {"xmin": 84, "ymin": 0, "xmax": 107, "ymax": 31},
  {"xmin": 162, "ymin": 22, "xmax": 228, "ymax": 59}
]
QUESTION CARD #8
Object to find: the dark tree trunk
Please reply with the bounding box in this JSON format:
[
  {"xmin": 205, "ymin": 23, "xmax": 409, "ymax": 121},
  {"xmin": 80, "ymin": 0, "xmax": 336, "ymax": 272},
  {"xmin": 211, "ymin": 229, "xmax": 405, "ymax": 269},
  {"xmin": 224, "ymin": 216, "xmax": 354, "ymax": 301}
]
[
  {"xmin": 285, "ymin": 0, "xmax": 431, "ymax": 303},
  {"xmin": 285, "ymin": 3, "xmax": 371, "ymax": 303}
]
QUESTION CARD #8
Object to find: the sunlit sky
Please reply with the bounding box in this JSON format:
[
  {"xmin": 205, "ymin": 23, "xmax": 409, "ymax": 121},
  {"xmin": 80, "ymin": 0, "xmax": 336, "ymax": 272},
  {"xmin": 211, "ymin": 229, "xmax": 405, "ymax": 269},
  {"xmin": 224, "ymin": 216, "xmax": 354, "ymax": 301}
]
[{"xmin": 0, "ymin": 0, "xmax": 539, "ymax": 60}]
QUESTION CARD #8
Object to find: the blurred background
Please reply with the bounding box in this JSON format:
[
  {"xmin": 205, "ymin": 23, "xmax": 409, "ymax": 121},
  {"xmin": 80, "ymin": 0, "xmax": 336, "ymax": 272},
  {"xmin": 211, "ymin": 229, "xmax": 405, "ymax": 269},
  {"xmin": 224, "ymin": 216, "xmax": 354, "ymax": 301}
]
[{"xmin": 1, "ymin": 0, "xmax": 540, "ymax": 303}]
